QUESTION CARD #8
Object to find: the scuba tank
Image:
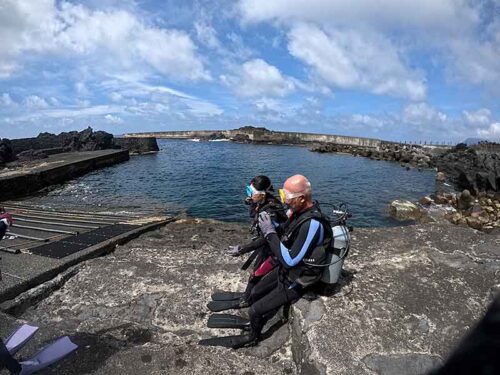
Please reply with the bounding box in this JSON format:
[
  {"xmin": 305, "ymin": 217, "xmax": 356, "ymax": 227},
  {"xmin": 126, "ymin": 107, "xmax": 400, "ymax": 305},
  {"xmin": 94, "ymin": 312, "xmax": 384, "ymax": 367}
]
[{"xmin": 321, "ymin": 204, "xmax": 351, "ymax": 284}]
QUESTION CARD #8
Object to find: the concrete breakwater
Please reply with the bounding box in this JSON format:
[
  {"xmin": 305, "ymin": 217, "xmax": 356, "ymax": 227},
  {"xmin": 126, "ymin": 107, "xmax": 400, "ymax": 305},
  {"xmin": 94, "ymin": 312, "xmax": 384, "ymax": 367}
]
[
  {"xmin": 312, "ymin": 142, "xmax": 441, "ymax": 170},
  {"xmin": 0, "ymin": 150, "xmax": 130, "ymax": 201},
  {"xmin": 124, "ymin": 126, "xmax": 383, "ymax": 148}
]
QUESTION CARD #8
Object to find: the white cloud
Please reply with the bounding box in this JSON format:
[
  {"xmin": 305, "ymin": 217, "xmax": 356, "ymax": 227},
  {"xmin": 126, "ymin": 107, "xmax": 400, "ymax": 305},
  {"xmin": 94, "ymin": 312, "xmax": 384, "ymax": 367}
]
[
  {"xmin": 194, "ymin": 21, "xmax": 222, "ymax": 50},
  {"xmin": 104, "ymin": 114, "xmax": 123, "ymax": 124},
  {"xmin": 288, "ymin": 23, "xmax": 426, "ymax": 100},
  {"xmin": 351, "ymin": 114, "xmax": 385, "ymax": 129},
  {"xmin": 0, "ymin": 93, "xmax": 15, "ymax": 107},
  {"xmin": 239, "ymin": 0, "xmax": 478, "ymax": 31},
  {"xmin": 49, "ymin": 97, "xmax": 60, "ymax": 106},
  {"xmin": 254, "ymin": 98, "xmax": 284, "ymax": 112},
  {"xmin": 183, "ymin": 99, "xmax": 224, "ymax": 116},
  {"xmin": 477, "ymin": 122, "xmax": 500, "ymax": 138},
  {"xmin": 238, "ymin": 0, "xmax": 500, "ymax": 92},
  {"xmin": 24, "ymin": 95, "xmax": 49, "ymax": 109},
  {"xmin": 221, "ymin": 58, "xmax": 295, "ymax": 97},
  {"xmin": 18, "ymin": 104, "xmax": 124, "ymax": 121},
  {"xmin": 445, "ymin": 17, "xmax": 500, "ymax": 89},
  {"xmin": 75, "ymin": 82, "xmax": 90, "ymax": 96},
  {"xmin": 0, "ymin": 0, "xmax": 209, "ymax": 81},
  {"xmin": 403, "ymin": 102, "xmax": 447, "ymax": 125},
  {"xmin": 463, "ymin": 108, "xmax": 492, "ymax": 127}
]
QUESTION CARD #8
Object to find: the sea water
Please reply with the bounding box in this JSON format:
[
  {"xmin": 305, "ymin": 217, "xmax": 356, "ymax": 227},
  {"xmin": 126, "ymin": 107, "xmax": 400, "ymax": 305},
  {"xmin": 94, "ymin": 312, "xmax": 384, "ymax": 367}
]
[{"xmin": 40, "ymin": 139, "xmax": 436, "ymax": 227}]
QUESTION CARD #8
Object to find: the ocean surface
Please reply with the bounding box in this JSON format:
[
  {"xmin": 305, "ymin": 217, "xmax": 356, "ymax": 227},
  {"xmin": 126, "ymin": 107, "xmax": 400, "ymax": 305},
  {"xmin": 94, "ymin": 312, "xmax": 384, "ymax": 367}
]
[{"xmin": 33, "ymin": 139, "xmax": 436, "ymax": 227}]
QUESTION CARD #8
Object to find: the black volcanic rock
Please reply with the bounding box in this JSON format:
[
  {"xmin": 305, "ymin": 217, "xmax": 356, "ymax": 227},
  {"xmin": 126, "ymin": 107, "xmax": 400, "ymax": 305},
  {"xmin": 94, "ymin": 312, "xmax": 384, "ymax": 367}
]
[
  {"xmin": 9, "ymin": 127, "xmax": 116, "ymax": 155},
  {"xmin": 0, "ymin": 139, "xmax": 15, "ymax": 165},
  {"xmin": 433, "ymin": 146, "xmax": 500, "ymax": 193},
  {"xmin": 114, "ymin": 137, "xmax": 159, "ymax": 154},
  {"xmin": 16, "ymin": 149, "xmax": 48, "ymax": 161},
  {"xmin": 311, "ymin": 142, "xmax": 435, "ymax": 169}
]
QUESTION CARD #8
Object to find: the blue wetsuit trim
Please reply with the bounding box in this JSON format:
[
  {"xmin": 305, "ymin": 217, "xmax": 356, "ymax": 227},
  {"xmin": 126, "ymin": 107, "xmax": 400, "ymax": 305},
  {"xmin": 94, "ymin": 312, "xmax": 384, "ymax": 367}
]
[
  {"xmin": 318, "ymin": 223, "xmax": 324, "ymax": 246},
  {"xmin": 279, "ymin": 219, "xmax": 320, "ymax": 266}
]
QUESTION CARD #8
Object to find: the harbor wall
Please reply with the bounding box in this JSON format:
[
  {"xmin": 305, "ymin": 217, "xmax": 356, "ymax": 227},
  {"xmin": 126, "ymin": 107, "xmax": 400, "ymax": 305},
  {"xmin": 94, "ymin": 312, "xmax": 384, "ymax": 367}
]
[
  {"xmin": 124, "ymin": 128, "xmax": 382, "ymax": 148},
  {"xmin": 0, "ymin": 150, "xmax": 130, "ymax": 201}
]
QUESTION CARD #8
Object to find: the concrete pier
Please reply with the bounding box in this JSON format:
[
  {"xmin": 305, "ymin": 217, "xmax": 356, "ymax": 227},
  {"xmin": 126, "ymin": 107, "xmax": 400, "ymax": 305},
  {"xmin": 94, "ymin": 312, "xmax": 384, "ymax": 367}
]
[
  {"xmin": 0, "ymin": 205, "xmax": 173, "ymax": 305},
  {"xmin": 124, "ymin": 127, "xmax": 383, "ymax": 148},
  {"xmin": 0, "ymin": 150, "xmax": 130, "ymax": 201}
]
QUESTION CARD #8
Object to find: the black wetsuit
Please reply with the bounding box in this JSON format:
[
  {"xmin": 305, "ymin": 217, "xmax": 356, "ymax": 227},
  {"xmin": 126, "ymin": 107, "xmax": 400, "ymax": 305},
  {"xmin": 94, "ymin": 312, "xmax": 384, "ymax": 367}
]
[
  {"xmin": 240, "ymin": 194, "xmax": 287, "ymax": 302},
  {"xmin": 0, "ymin": 221, "xmax": 22, "ymax": 374},
  {"xmin": 0, "ymin": 339, "xmax": 21, "ymax": 374},
  {"xmin": 0, "ymin": 221, "xmax": 6, "ymax": 240},
  {"xmin": 248, "ymin": 203, "xmax": 330, "ymax": 336}
]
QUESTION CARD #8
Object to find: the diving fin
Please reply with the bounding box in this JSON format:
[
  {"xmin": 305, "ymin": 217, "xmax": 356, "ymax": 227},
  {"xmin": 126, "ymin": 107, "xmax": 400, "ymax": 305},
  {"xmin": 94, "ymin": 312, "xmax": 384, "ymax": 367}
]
[
  {"xmin": 198, "ymin": 334, "xmax": 257, "ymax": 349},
  {"xmin": 5, "ymin": 324, "xmax": 39, "ymax": 355},
  {"xmin": 207, "ymin": 299, "xmax": 246, "ymax": 312},
  {"xmin": 19, "ymin": 336, "xmax": 78, "ymax": 375},
  {"xmin": 207, "ymin": 314, "xmax": 250, "ymax": 330},
  {"xmin": 211, "ymin": 291, "xmax": 244, "ymax": 301}
]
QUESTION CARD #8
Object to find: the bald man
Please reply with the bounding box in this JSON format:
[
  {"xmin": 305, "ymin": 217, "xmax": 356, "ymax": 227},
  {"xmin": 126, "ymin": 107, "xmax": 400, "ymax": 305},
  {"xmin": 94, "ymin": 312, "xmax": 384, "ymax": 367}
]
[{"xmin": 233, "ymin": 175, "xmax": 332, "ymax": 348}]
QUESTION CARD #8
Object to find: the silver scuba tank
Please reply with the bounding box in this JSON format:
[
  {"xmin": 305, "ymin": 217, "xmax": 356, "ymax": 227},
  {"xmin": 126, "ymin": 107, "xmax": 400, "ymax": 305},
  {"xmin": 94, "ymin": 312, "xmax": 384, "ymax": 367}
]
[{"xmin": 321, "ymin": 224, "xmax": 350, "ymax": 284}]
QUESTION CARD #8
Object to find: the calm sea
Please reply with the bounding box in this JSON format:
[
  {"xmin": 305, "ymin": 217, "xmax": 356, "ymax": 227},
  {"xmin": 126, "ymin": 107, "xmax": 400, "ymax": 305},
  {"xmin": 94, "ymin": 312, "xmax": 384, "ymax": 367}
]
[{"xmin": 35, "ymin": 139, "xmax": 436, "ymax": 227}]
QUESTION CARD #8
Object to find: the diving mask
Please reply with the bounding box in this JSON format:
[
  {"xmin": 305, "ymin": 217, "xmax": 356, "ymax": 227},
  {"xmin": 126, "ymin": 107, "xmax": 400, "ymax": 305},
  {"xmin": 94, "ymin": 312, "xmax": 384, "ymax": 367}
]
[
  {"xmin": 246, "ymin": 184, "xmax": 266, "ymax": 197},
  {"xmin": 278, "ymin": 188, "xmax": 304, "ymax": 203}
]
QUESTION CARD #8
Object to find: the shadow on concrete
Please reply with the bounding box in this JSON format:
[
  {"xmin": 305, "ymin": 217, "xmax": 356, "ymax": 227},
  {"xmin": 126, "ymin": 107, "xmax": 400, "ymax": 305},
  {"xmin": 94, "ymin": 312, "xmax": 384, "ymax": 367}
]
[
  {"xmin": 39, "ymin": 323, "xmax": 154, "ymax": 375},
  {"xmin": 302, "ymin": 268, "xmax": 357, "ymax": 300}
]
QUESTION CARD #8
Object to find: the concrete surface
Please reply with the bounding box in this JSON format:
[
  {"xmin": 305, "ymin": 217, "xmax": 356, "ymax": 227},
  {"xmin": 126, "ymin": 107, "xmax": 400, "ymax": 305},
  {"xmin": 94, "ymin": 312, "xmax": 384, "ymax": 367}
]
[{"xmin": 0, "ymin": 219, "xmax": 497, "ymax": 374}]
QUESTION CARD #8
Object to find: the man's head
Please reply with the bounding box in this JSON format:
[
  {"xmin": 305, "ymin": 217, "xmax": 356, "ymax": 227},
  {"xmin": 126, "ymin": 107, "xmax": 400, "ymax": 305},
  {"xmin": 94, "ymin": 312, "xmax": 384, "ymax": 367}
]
[{"xmin": 282, "ymin": 174, "xmax": 313, "ymax": 213}]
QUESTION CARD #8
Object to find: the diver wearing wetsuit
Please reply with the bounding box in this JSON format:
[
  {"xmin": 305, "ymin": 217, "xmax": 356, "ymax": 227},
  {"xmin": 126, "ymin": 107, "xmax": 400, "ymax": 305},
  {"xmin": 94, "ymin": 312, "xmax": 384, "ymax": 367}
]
[
  {"xmin": 0, "ymin": 212, "xmax": 22, "ymax": 375},
  {"xmin": 243, "ymin": 175, "xmax": 331, "ymax": 346},
  {"xmin": 227, "ymin": 176, "xmax": 287, "ymax": 306}
]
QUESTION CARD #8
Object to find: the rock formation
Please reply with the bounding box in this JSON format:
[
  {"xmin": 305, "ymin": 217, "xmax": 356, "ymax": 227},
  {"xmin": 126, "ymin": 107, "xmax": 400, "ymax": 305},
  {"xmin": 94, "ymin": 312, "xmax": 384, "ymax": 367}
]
[
  {"xmin": 8, "ymin": 127, "xmax": 115, "ymax": 156},
  {"xmin": 433, "ymin": 145, "xmax": 500, "ymax": 193},
  {"xmin": 5, "ymin": 128, "xmax": 159, "ymax": 162},
  {"xmin": 0, "ymin": 138, "xmax": 15, "ymax": 165},
  {"xmin": 417, "ymin": 189, "xmax": 500, "ymax": 233},
  {"xmin": 114, "ymin": 137, "xmax": 159, "ymax": 155},
  {"xmin": 312, "ymin": 143, "xmax": 437, "ymax": 169},
  {"xmin": 389, "ymin": 200, "xmax": 423, "ymax": 221}
]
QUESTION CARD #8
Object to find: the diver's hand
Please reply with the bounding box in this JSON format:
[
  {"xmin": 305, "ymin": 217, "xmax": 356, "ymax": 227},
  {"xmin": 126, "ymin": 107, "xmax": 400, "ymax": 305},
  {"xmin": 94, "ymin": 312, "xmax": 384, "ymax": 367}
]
[
  {"xmin": 227, "ymin": 245, "xmax": 242, "ymax": 257},
  {"xmin": 258, "ymin": 212, "xmax": 276, "ymax": 238}
]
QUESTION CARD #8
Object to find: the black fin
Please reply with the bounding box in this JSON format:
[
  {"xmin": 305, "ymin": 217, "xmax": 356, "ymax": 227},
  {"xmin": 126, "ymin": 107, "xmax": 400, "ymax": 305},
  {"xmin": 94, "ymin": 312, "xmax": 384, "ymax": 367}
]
[
  {"xmin": 198, "ymin": 334, "xmax": 257, "ymax": 349},
  {"xmin": 207, "ymin": 299, "xmax": 243, "ymax": 312},
  {"xmin": 207, "ymin": 314, "xmax": 250, "ymax": 330},
  {"xmin": 211, "ymin": 291, "xmax": 244, "ymax": 301}
]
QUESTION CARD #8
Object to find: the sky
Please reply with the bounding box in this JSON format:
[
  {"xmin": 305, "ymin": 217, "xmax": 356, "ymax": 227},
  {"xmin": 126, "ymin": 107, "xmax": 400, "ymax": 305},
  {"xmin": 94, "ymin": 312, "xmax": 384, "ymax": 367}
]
[{"xmin": 0, "ymin": 0, "xmax": 499, "ymax": 142}]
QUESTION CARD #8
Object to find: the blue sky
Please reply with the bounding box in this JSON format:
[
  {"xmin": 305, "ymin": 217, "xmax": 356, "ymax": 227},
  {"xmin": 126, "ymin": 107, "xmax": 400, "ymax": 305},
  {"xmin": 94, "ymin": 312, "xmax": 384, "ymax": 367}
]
[{"xmin": 0, "ymin": 0, "xmax": 499, "ymax": 142}]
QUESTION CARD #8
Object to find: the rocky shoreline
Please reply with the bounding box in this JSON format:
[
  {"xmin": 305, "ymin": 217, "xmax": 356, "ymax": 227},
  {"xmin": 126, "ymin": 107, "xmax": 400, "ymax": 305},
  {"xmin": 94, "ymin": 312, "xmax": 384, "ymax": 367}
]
[
  {"xmin": 311, "ymin": 142, "xmax": 440, "ymax": 170},
  {"xmin": 313, "ymin": 140, "xmax": 500, "ymax": 233},
  {"xmin": 2, "ymin": 216, "xmax": 498, "ymax": 374}
]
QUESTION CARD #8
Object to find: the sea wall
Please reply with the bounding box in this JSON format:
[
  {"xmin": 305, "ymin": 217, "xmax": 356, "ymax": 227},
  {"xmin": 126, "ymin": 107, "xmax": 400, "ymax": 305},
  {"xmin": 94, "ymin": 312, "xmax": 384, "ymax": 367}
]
[
  {"xmin": 0, "ymin": 150, "xmax": 130, "ymax": 201},
  {"xmin": 124, "ymin": 127, "xmax": 382, "ymax": 148}
]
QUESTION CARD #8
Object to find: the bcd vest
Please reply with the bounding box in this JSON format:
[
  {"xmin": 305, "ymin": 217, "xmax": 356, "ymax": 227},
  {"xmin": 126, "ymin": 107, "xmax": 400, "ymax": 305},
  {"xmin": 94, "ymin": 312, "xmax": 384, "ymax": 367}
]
[{"xmin": 281, "ymin": 206, "xmax": 333, "ymax": 287}]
